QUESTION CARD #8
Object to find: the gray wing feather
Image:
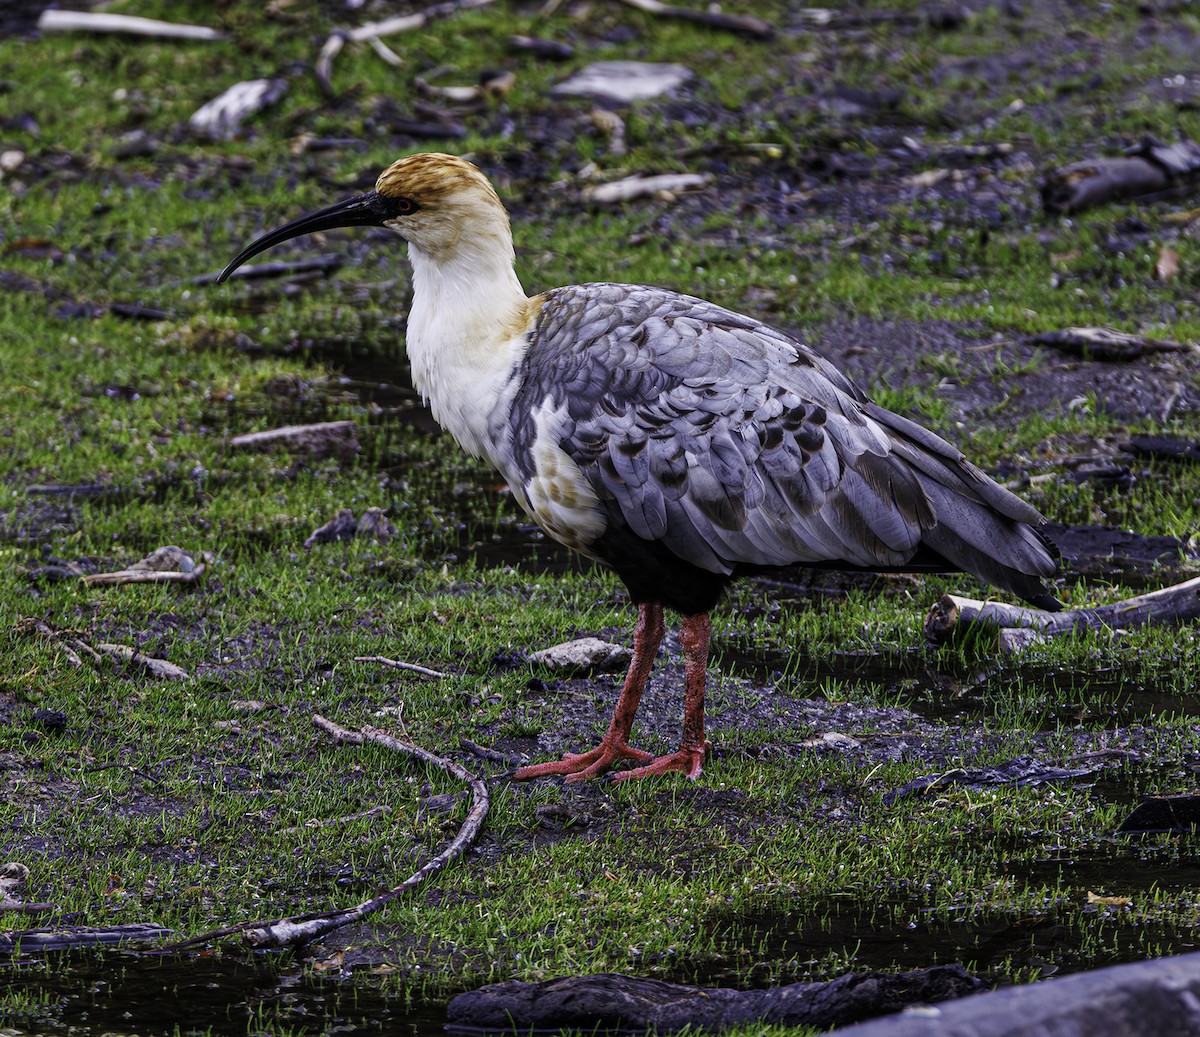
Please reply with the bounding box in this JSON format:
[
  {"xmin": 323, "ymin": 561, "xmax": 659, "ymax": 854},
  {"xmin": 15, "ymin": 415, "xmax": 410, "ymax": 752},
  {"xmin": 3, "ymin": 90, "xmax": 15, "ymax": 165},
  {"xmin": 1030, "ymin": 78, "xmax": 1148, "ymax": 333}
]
[{"xmin": 506, "ymin": 283, "xmax": 1053, "ymax": 592}]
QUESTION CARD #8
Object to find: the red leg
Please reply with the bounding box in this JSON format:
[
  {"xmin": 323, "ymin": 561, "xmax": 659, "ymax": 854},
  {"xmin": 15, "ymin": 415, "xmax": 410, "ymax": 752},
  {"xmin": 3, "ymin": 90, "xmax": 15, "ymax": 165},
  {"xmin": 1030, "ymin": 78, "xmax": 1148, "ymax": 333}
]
[
  {"xmin": 512, "ymin": 602, "xmax": 665, "ymax": 782},
  {"xmin": 611, "ymin": 612, "xmax": 711, "ymax": 782}
]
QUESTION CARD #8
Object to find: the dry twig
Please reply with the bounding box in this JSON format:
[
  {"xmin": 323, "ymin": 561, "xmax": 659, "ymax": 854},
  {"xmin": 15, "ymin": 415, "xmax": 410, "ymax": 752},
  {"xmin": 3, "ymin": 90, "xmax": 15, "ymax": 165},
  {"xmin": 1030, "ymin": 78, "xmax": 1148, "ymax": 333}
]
[
  {"xmin": 229, "ymin": 421, "xmax": 359, "ymax": 462},
  {"xmin": 354, "ymin": 655, "xmax": 448, "ymax": 678},
  {"xmin": 164, "ymin": 718, "xmax": 489, "ymax": 950},
  {"xmin": 83, "ymin": 567, "xmax": 205, "ymax": 588},
  {"xmin": 15, "ymin": 618, "xmax": 187, "ymax": 678},
  {"xmin": 1028, "ymin": 327, "xmax": 1193, "ymax": 362},
  {"xmin": 316, "ymin": 0, "xmax": 499, "ymax": 88},
  {"xmin": 615, "ymin": 0, "xmax": 774, "ymax": 38},
  {"xmin": 583, "ymin": 172, "xmax": 712, "ymax": 204},
  {"xmin": 0, "ymin": 923, "xmax": 171, "ymax": 953},
  {"xmin": 37, "ymin": 10, "xmax": 223, "ymax": 40},
  {"xmin": 279, "ymin": 804, "xmax": 391, "ymax": 837}
]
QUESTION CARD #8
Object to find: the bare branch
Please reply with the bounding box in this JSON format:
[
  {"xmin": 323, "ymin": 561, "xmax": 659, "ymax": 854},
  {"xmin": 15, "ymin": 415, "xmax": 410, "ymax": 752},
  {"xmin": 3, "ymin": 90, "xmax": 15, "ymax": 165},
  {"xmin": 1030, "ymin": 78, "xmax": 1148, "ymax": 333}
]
[
  {"xmin": 354, "ymin": 656, "xmax": 448, "ymax": 678},
  {"xmin": 37, "ymin": 10, "xmax": 224, "ymax": 40},
  {"xmin": 615, "ymin": 0, "xmax": 774, "ymax": 38},
  {"xmin": 83, "ymin": 566, "xmax": 205, "ymax": 587},
  {"xmin": 163, "ymin": 719, "xmax": 489, "ymax": 951},
  {"xmin": 279, "ymin": 805, "xmax": 391, "ymax": 837}
]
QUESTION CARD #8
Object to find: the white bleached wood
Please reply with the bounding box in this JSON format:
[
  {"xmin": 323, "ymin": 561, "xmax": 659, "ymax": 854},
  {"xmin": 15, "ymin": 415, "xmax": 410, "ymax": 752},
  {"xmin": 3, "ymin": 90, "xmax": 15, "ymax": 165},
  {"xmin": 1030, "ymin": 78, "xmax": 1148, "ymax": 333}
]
[{"xmin": 37, "ymin": 10, "xmax": 224, "ymax": 39}]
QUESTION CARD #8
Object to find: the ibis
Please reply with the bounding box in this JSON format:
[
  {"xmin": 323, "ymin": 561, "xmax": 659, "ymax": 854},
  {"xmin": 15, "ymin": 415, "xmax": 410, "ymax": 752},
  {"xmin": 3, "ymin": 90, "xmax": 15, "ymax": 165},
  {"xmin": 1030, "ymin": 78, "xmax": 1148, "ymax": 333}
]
[{"xmin": 218, "ymin": 153, "xmax": 1059, "ymax": 783}]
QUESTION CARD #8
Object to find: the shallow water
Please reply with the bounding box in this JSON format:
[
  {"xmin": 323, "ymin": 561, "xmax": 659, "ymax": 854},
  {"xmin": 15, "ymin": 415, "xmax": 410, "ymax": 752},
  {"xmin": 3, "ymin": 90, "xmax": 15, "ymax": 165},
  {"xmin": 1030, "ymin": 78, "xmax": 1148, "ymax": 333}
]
[
  {"xmin": 1, "ymin": 951, "xmax": 444, "ymax": 1036},
  {"xmin": 697, "ymin": 889, "xmax": 1200, "ymax": 988},
  {"xmin": 716, "ymin": 639, "xmax": 1200, "ymax": 731}
]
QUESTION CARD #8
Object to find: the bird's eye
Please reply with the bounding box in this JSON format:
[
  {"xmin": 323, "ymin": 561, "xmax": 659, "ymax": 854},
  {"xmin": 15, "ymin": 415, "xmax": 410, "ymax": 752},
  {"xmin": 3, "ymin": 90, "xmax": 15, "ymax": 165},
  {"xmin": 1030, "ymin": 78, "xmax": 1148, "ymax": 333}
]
[{"xmin": 393, "ymin": 197, "xmax": 417, "ymax": 215}]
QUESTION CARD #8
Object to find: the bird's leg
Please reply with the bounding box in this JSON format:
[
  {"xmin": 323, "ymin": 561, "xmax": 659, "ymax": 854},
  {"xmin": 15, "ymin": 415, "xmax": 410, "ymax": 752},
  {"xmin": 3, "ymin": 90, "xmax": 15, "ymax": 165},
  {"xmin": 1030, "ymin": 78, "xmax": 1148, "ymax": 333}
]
[
  {"xmin": 611, "ymin": 612, "xmax": 711, "ymax": 782},
  {"xmin": 512, "ymin": 601, "xmax": 665, "ymax": 782}
]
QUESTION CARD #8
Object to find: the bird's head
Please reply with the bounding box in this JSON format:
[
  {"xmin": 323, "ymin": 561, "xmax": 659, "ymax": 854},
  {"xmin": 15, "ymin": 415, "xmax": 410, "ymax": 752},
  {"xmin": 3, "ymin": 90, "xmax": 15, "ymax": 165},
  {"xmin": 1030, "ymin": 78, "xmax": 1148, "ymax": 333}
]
[{"xmin": 216, "ymin": 153, "xmax": 512, "ymax": 282}]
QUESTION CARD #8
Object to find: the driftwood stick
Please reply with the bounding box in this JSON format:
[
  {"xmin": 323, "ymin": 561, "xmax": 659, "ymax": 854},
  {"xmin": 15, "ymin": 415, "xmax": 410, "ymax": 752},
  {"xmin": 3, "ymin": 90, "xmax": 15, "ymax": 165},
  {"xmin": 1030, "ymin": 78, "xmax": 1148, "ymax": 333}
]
[
  {"xmin": 354, "ymin": 655, "xmax": 448, "ymax": 678},
  {"xmin": 82, "ymin": 566, "xmax": 205, "ymax": 587},
  {"xmin": 615, "ymin": 0, "xmax": 774, "ymax": 38},
  {"xmin": 163, "ymin": 719, "xmax": 489, "ymax": 951},
  {"xmin": 198, "ymin": 255, "xmax": 343, "ymax": 284},
  {"xmin": 229, "ymin": 421, "xmax": 359, "ymax": 462},
  {"xmin": 0, "ymin": 899, "xmax": 58, "ymax": 915},
  {"xmin": 0, "ymin": 923, "xmax": 172, "ymax": 954},
  {"xmin": 583, "ymin": 173, "xmax": 712, "ymax": 204},
  {"xmin": 37, "ymin": 10, "xmax": 224, "ymax": 40},
  {"xmin": 316, "ymin": 0, "xmax": 498, "ymax": 88},
  {"xmin": 279, "ymin": 804, "xmax": 391, "ymax": 837},
  {"xmin": 925, "ymin": 576, "xmax": 1200, "ymax": 646},
  {"xmin": 1041, "ymin": 138, "xmax": 1200, "ymax": 214},
  {"xmin": 345, "ymin": 0, "xmax": 497, "ymax": 41}
]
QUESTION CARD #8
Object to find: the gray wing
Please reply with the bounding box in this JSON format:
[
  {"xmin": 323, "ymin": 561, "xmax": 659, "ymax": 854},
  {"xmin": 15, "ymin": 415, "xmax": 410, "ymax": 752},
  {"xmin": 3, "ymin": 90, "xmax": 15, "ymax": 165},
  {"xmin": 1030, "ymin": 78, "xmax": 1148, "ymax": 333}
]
[{"xmin": 504, "ymin": 283, "xmax": 1054, "ymax": 594}]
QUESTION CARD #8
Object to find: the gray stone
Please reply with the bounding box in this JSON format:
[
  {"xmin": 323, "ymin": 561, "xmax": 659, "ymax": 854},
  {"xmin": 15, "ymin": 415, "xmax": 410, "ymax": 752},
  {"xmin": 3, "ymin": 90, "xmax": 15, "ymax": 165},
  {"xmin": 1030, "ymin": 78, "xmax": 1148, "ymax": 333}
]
[
  {"xmin": 835, "ymin": 952, "xmax": 1200, "ymax": 1037},
  {"xmin": 552, "ymin": 61, "xmax": 691, "ymax": 104},
  {"xmin": 529, "ymin": 637, "xmax": 632, "ymax": 674}
]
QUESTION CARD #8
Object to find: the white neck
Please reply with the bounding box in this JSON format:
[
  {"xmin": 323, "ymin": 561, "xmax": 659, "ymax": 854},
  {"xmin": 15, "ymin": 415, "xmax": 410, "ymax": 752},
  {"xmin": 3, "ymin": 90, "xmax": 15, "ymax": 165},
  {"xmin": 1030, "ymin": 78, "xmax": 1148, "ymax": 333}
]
[{"xmin": 404, "ymin": 231, "xmax": 531, "ymax": 462}]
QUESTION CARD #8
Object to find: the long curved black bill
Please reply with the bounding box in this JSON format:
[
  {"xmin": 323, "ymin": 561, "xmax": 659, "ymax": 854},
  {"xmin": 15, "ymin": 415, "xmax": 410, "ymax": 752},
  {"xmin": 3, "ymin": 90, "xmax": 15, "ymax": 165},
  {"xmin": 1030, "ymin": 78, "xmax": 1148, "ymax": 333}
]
[{"xmin": 216, "ymin": 190, "xmax": 393, "ymax": 283}]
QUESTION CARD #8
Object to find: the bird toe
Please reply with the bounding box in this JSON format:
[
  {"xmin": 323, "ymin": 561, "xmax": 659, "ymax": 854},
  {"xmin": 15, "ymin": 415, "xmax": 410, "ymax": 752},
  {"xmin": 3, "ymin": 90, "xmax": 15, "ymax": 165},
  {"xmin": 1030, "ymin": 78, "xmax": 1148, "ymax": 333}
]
[
  {"xmin": 512, "ymin": 738, "xmax": 654, "ymax": 782},
  {"xmin": 609, "ymin": 745, "xmax": 707, "ymax": 783}
]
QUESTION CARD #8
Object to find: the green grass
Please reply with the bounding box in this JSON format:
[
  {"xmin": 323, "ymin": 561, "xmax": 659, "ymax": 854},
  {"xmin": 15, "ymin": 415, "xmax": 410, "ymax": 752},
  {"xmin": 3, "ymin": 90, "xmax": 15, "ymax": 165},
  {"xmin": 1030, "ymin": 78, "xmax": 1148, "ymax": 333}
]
[{"xmin": 4, "ymin": 1, "xmax": 1200, "ymax": 1033}]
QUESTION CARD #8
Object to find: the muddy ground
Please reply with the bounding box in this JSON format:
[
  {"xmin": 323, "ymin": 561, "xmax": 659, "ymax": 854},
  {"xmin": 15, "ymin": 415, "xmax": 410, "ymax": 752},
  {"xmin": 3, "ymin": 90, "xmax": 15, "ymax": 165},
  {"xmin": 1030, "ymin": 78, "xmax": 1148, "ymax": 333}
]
[{"xmin": 3, "ymin": 2, "xmax": 1200, "ymax": 1034}]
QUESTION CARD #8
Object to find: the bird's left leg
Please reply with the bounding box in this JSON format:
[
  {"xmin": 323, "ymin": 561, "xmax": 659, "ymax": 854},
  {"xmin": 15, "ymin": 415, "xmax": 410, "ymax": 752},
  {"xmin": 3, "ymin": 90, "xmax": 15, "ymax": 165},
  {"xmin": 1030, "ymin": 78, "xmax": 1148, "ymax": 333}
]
[{"xmin": 611, "ymin": 612, "xmax": 711, "ymax": 782}]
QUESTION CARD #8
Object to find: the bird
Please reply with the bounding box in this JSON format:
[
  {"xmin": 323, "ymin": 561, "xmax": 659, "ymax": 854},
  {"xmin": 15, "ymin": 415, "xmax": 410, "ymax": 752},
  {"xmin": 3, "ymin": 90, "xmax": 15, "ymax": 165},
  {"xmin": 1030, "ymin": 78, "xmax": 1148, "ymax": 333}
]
[{"xmin": 217, "ymin": 152, "xmax": 1060, "ymax": 783}]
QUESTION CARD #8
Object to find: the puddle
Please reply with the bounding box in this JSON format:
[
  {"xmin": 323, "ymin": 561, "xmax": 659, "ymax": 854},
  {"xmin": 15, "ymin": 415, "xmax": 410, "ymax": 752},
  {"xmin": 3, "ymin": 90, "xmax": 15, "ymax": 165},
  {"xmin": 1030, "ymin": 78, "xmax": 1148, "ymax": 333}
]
[
  {"xmin": 693, "ymin": 884, "xmax": 1200, "ymax": 989},
  {"xmin": 0, "ymin": 951, "xmax": 444, "ymax": 1036},
  {"xmin": 716, "ymin": 640, "xmax": 1200, "ymax": 730}
]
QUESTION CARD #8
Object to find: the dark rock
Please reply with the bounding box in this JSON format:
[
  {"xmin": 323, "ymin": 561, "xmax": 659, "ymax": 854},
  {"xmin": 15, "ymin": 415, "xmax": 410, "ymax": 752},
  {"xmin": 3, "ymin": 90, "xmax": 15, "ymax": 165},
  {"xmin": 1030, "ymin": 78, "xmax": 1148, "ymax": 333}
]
[
  {"xmin": 508, "ymin": 35, "xmax": 574, "ymax": 61},
  {"xmin": 1046, "ymin": 523, "xmax": 1200, "ymax": 579},
  {"xmin": 831, "ymin": 952, "xmax": 1200, "ymax": 1036},
  {"xmin": 27, "ymin": 564, "xmax": 83, "ymax": 584},
  {"xmin": 303, "ymin": 508, "xmax": 358, "ymax": 549},
  {"xmin": 927, "ymin": 6, "xmax": 972, "ymax": 30},
  {"xmin": 1122, "ymin": 435, "xmax": 1200, "ymax": 464},
  {"xmin": 1117, "ymin": 795, "xmax": 1200, "ymax": 835},
  {"xmin": 31, "ymin": 709, "xmax": 68, "ymax": 732},
  {"xmin": 355, "ymin": 506, "xmax": 395, "ymax": 542},
  {"xmin": 418, "ymin": 792, "xmax": 464, "ymax": 819},
  {"xmin": 446, "ymin": 965, "xmax": 982, "ymax": 1034}
]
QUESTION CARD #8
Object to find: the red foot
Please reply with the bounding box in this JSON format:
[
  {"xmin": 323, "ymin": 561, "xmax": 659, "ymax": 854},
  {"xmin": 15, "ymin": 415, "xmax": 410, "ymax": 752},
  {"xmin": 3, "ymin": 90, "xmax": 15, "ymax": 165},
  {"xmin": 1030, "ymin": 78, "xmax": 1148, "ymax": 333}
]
[
  {"xmin": 512, "ymin": 738, "xmax": 654, "ymax": 782},
  {"xmin": 609, "ymin": 743, "xmax": 709, "ymax": 783}
]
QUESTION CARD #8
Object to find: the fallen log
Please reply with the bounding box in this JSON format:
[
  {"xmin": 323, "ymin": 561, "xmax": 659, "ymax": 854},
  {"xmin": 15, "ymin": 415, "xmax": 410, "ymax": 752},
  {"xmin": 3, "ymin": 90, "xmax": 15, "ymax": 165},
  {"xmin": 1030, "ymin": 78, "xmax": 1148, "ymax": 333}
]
[
  {"xmin": 229, "ymin": 420, "xmax": 359, "ymax": 462},
  {"xmin": 1041, "ymin": 137, "xmax": 1200, "ymax": 215},
  {"xmin": 925, "ymin": 576, "xmax": 1200, "ymax": 647},
  {"xmin": 446, "ymin": 966, "xmax": 982, "ymax": 1034},
  {"xmin": 0, "ymin": 923, "xmax": 172, "ymax": 954},
  {"xmin": 1027, "ymin": 326, "xmax": 1193, "ymax": 362}
]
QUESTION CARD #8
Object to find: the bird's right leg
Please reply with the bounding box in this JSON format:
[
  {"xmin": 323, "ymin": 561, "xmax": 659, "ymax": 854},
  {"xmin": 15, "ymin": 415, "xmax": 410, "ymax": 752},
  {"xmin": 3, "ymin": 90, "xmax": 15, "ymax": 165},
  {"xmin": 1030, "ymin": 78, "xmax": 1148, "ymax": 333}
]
[{"xmin": 511, "ymin": 601, "xmax": 664, "ymax": 782}]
